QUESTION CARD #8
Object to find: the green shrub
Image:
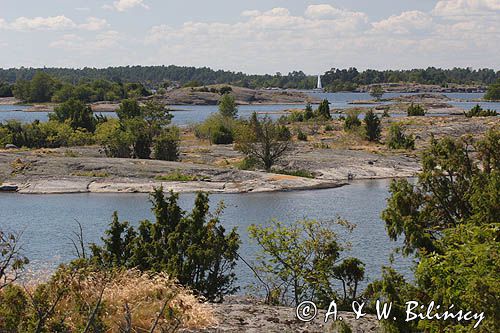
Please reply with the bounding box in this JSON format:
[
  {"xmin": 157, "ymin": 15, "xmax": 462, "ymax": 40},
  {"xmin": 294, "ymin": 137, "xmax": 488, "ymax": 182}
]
[
  {"xmin": 272, "ymin": 169, "xmax": 314, "ymax": 178},
  {"xmin": 387, "ymin": 124, "xmax": 415, "ymax": 150},
  {"xmin": 155, "ymin": 171, "xmax": 197, "ymax": 181},
  {"xmin": 324, "ymin": 124, "xmax": 334, "ymax": 131},
  {"xmin": 95, "ymin": 119, "xmax": 133, "ymax": 158},
  {"xmin": 236, "ymin": 157, "xmax": 258, "ymax": 170},
  {"xmin": 297, "ymin": 129, "xmax": 307, "ymax": 141},
  {"xmin": 90, "ymin": 189, "xmax": 240, "ymax": 302},
  {"xmin": 0, "ymin": 127, "xmax": 13, "ymax": 146},
  {"xmin": 211, "ymin": 124, "xmax": 234, "ymax": 144},
  {"xmin": 364, "ymin": 110, "xmax": 381, "ymax": 142},
  {"xmin": 317, "ymin": 99, "xmax": 331, "ymax": 119},
  {"xmin": 285, "ymin": 110, "xmax": 305, "ymax": 122},
  {"xmin": 464, "ymin": 104, "xmax": 498, "ymax": 117},
  {"xmin": 153, "ymin": 128, "xmax": 180, "ymax": 161},
  {"xmin": 304, "ymin": 103, "xmax": 314, "ymax": 120},
  {"xmin": 195, "ymin": 113, "xmax": 239, "ymax": 145},
  {"xmin": 0, "ymin": 285, "xmax": 28, "ymax": 332},
  {"xmin": 218, "ymin": 93, "xmax": 238, "ymax": 118},
  {"xmin": 343, "ymin": 110, "xmax": 361, "ymax": 131},
  {"xmin": 484, "ymin": 80, "xmax": 500, "ymax": 101},
  {"xmin": 407, "ymin": 103, "xmax": 426, "ymax": 116}
]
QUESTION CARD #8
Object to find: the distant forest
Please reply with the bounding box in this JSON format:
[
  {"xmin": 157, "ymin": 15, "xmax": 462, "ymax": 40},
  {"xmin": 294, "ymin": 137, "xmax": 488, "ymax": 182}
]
[{"xmin": 0, "ymin": 66, "xmax": 499, "ymax": 92}]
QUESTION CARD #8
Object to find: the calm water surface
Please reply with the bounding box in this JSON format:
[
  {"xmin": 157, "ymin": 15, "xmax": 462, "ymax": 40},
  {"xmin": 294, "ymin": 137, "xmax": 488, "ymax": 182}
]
[
  {"xmin": 2, "ymin": 92, "xmax": 497, "ymax": 125},
  {"xmin": 0, "ymin": 179, "xmax": 413, "ymax": 290}
]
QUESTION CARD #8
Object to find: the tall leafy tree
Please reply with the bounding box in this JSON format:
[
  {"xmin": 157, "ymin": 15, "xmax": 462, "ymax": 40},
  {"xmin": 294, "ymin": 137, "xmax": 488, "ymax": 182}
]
[{"xmin": 236, "ymin": 114, "xmax": 292, "ymax": 171}]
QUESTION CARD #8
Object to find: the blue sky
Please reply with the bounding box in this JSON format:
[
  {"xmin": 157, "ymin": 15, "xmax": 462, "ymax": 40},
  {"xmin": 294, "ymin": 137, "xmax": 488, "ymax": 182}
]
[{"xmin": 1, "ymin": 0, "xmax": 499, "ymax": 74}]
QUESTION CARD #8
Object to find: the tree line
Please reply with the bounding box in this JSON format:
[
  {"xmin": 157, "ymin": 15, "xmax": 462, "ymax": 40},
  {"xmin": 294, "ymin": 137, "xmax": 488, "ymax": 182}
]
[{"xmin": 1, "ymin": 66, "xmax": 499, "ymax": 92}]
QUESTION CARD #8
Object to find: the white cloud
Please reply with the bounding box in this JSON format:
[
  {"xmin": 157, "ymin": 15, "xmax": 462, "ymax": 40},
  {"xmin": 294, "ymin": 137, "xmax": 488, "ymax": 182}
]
[
  {"xmin": 9, "ymin": 16, "xmax": 76, "ymax": 31},
  {"xmin": 241, "ymin": 10, "xmax": 261, "ymax": 17},
  {"xmin": 143, "ymin": 4, "xmax": 500, "ymax": 73},
  {"xmin": 0, "ymin": 16, "xmax": 108, "ymax": 32},
  {"xmin": 50, "ymin": 31, "xmax": 120, "ymax": 51},
  {"xmin": 305, "ymin": 4, "xmax": 367, "ymax": 21},
  {"xmin": 79, "ymin": 17, "xmax": 109, "ymax": 31},
  {"xmin": 372, "ymin": 11, "xmax": 433, "ymax": 34},
  {"xmin": 104, "ymin": 0, "xmax": 149, "ymax": 12},
  {"xmin": 433, "ymin": 0, "xmax": 500, "ymax": 17}
]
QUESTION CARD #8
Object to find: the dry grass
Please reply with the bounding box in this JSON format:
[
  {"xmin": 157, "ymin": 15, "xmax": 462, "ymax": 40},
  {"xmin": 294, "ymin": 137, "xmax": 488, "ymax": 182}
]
[
  {"xmin": 20, "ymin": 268, "xmax": 215, "ymax": 332},
  {"xmin": 98, "ymin": 270, "xmax": 216, "ymax": 332}
]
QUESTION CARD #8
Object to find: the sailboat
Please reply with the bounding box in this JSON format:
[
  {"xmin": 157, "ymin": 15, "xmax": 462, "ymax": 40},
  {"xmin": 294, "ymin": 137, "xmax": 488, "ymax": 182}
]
[{"xmin": 314, "ymin": 74, "xmax": 324, "ymax": 92}]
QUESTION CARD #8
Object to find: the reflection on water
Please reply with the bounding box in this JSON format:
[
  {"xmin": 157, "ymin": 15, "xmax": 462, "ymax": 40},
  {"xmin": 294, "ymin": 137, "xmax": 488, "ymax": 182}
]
[{"xmin": 0, "ymin": 179, "xmax": 414, "ymax": 290}]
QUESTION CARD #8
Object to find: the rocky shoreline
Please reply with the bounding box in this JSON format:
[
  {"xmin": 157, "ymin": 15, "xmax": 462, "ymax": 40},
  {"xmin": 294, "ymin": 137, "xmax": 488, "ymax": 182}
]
[{"xmin": 185, "ymin": 297, "xmax": 380, "ymax": 333}]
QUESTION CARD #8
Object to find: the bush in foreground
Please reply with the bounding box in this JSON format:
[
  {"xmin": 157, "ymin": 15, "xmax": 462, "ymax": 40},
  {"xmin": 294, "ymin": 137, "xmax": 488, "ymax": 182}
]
[
  {"xmin": 0, "ymin": 266, "xmax": 215, "ymax": 332},
  {"xmin": 90, "ymin": 188, "xmax": 240, "ymax": 302},
  {"xmin": 366, "ymin": 130, "xmax": 500, "ymax": 332}
]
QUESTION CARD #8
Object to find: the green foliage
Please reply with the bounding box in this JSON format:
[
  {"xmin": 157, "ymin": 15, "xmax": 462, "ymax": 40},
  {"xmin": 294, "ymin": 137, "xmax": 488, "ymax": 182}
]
[
  {"xmin": 0, "ymin": 285, "xmax": 28, "ymax": 332},
  {"xmin": 194, "ymin": 113, "xmax": 240, "ymax": 145},
  {"xmin": 211, "ymin": 124, "xmax": 234, "ymax": 144},
  {"xmin": 371, "ymin": 131, "xmax": 500, "ymax": 332},
  {"xmin": 3, "ymin": 66, "xmax": 498, "ymax": 90},
  {"xmin": 153, "ymin": 128, "xmax": 180, "ymax": 161},
  {"xmin": 0, "ymin": 82, "xmax": 13, "ymax": 97},
  {"xmin": 364, "ymin": 267, "xmax": 419, "ymax": 333},
  {"xmin": 321, "ymin": 67, "xmax": 499, "ymax": 87},
  {"xmin": 386, "ymin": 124, "xmax": 415, "ymax": 150},
  {"xmin": 248, "ymin": 219, "xmax": 362, "ymax": 307},
  {"xmin": 26, "ymin": 72, "xmax": 59, "ymax": 103},
  {"xmin": 0, "ymin": 230, "xmax": 29, "ymax": 291},
  {"xmin": 364, "ymin": 110, "xmax": 381, "ymax": 141},
  {"xmin": 370, "ymin": 86, "xmax": 384, "ymax": 100},
  {"xmin": 317, "ymin": 99, "xmax": 331, "ymax": 120},
  {"xmin": 236, "ymin": 114, "xmax": 292, "ymax": 171},
  {"xmin": 155, "ymin": 171, "xmax": 198, "ymax": 181},
  {"xmin": 297, "ymin": 129, "xmax": 307, "ymax": 141},
  {"xmin": 235, "ymin": 157, "xmax": 259, "ymax": 170},
  {"xmin": 50, "ymin": 98, "xmax": 96, "ymax": 132},
  {"xmin": 484, "ymin": 80, "xmax": 500, "ymax": 101},
  {"xmin": 343, "ymin": 110, "xmax": 361, "ymax": 131},
  {"xmin": 324, "ymin": 124, "xmax": 334, "ymax": 131},
  {"xmin": 464, "ymin": 104, "xmax": 498, "ymax": 117},
  {"xmin": 90, "ymin": 189, "xmax": 240, "ymax": 302},
  {"xmin": 218, "ymin": 86, "xmax": 233, "ymax": 95},
  {"xmin": 0, "ymin": 119, "xmax": 94, "ymax": 149},
  {"xmin": 116, "ymin": 99, "xmax": 142, "ymax": 120},
  {"xmin": 12, "ymin": 72, "xmax": 149, "ymax": 103},
  {"xmin": 96, "ymin": 99, "xmax": 174, "ymax": 159},
  {"xmin": 304, "ymin": 103, "xmax": 314, "ymax": 120},
  {"xmin": 218, "ymin": 93, "xmax": 238, "ymax": 118},
  {"xmin": 407, "ymin": 103, "xmax": 426, "ymax": 116},
  {"xmin": 95, "ymin": 119, "xmax": 133, "ymax": 157},
  {"xmin": 271, "ymin": 169, "xmax": 314, "ymax": 178},
  {"xmin": 183, "ymin": 80, "xmax": 202, "ymax": 87}
]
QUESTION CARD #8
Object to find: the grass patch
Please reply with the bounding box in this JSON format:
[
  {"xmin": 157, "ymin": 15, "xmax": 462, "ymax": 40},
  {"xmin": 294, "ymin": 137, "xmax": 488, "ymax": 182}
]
[
  {"xmin": 272, "ymin": 169, "xmax": 315, "ymax": 178},
  {"xmin": 72, "ymin": 170, "xmax": 109, "ymax": 178},
  {"xmin": 155, "ymin": 171, "xmax": 202, "ymax": 182}
]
